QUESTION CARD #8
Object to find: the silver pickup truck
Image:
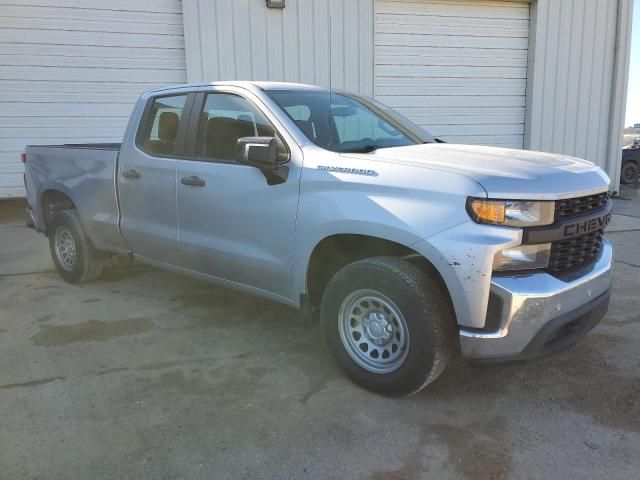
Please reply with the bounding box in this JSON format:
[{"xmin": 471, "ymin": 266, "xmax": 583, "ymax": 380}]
[{"xmin": 24, "ymin": 82, "xmax": 613, "ymax": 396}]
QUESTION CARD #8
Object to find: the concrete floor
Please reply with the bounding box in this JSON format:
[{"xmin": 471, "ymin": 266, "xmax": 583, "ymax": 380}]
[{"xmin": 0, "ymin": 190, "xmax": 639, "ymax": 480}]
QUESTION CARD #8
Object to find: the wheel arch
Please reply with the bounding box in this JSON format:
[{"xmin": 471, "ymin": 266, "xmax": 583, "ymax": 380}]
[
  {"xmin": 302, "ymin": 233, "xmax": 455, "ymax": 322},
  {"xmin": 39, "ymin": 186, "xmax": 78, "ymax": 234}
]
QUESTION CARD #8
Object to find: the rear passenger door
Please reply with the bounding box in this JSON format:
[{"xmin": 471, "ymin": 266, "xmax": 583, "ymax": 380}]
[
  {"xmin": 174, "ymin": 89, "xmax": 301, "ymax": 300},
  {"xmin": 118, "ymin": 93, "xmax": 193, "ymax": 263}
]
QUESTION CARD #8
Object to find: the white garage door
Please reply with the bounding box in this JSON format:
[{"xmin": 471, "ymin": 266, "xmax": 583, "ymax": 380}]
[
  {"xmin": 0, "ymin": 0, "xmax": 186, "ymax": 198},
  {"xmin": 375, "ymin": 0, "xmax": 530, "ymax": 148}
]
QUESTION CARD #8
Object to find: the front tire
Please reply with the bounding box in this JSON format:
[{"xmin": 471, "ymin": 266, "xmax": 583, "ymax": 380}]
[
  {"xmin": 321, "ymin": 257, "xmax": 455, "ymax": 397},
  {"xmin": 49, "ymin": 210, "xmax": 105, "ymax": 284},
  {"xmin": 621, "ymin": 161, "xmax": 638, "ymax": 184}
]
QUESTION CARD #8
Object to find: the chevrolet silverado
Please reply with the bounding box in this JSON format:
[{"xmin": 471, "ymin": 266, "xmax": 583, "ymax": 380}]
[{"xmin": 24, "ymin": 82, "xmax": 613, "ymax": 396}]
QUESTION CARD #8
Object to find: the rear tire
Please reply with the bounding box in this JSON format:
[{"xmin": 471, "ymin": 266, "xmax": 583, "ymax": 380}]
[
  {"xmin": 49, "ymin": 210, "xmax": 105, "ymax": 284},
  {"xmin": 321, "ymin": 257, "xmax": 455, "ymax": 397},
  {"xmin": 621, "ymin": 161, "xmax": 639, "ymax": 184}
]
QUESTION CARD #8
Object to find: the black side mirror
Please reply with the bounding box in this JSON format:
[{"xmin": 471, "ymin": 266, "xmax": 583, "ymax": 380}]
[{"xmin": 236, "ymin": 136, "xmax": 278, "ymax": 170}]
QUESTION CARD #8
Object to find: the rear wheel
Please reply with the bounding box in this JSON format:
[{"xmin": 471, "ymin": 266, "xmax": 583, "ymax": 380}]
[
  {"xmin": 621, "ymin": 161, "xmax": 639, "ymax": 184},
  {"xmin": 321, "ymin": 257, "xmax": 455, "ymax": 397},
  {"xmin": 49, "ymin": 210, "xmax": 105, "ymax": 284}
]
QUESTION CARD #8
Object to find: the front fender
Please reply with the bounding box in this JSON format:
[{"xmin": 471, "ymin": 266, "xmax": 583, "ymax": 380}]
[
  {"xmin": 292, "ymin": 151, "xmax": 489, "ymax": 308},
  {"xmin": 413, "ymin": 222, "xmax": 521, "ymax": 328},
  {"xmin": 292, "ymin": 219, "xmax": 521, "ymax": 330}
]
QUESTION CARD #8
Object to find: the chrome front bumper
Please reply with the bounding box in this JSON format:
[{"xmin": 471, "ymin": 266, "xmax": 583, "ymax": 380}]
[{"xmin": 459, "ymin": 238, "xmax": 613, "ymax": 362}]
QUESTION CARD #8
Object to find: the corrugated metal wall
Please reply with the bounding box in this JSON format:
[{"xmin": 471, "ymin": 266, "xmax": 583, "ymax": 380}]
[
  {"xmin": 374, "ymin": 0, "xmax": 530, "ymax": 148},
  {"xmin": 0, "ymin": 0, "xmax": 186, "ymax": 198},
  {"xmin": 182, "ymin": 0, "xmax": 374, "ymax": 95},
  {"xmin": 525, "ymin": 0, "xmax": 634, "ymax": 190}
]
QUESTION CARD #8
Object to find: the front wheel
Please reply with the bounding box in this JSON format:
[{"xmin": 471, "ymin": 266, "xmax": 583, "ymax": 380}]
[
  {"xmin": 49, "ymin": 210, "xmax": 105, "ymax": 284},
  {"xmin": 321, "ymin": 257, "xmax": 455, "ymax": 397},
  {"xmin": 621, "ymin": 161, "xmax": 639, "ymax": 184}
]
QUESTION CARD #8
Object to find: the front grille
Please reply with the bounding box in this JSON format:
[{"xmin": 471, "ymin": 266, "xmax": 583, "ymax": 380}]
[
  {"xmin": 548, "ymin": 230, "xmax": 604, "ymax": 274},
  {"xmin": 555, "ymin": 192, "xmax": 609, "ymax": 220}
]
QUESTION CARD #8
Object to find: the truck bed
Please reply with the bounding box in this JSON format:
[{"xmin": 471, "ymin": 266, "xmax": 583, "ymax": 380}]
[{"xmin": 24, "ymin": 143, "xmax": 127, "ymax": 253}]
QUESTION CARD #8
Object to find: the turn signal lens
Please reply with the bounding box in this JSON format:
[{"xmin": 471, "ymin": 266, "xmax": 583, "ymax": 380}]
[{"xmin": 468, "ymin": 200, "xmax": 505, "ymax": 224}]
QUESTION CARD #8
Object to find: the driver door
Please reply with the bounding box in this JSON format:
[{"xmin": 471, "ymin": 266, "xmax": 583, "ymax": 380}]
[{"xmin": 174, "ymin": 90, "xmax": 301, "ymax": 300}]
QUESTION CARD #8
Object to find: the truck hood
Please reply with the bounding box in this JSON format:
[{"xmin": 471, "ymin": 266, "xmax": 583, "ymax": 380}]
[{"xmin": 351, "ymin": 144, "xmax": 610, "ymax": 199}]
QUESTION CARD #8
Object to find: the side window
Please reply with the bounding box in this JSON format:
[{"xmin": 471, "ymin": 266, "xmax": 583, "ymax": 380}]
[
  {"xmin": 138, "ymin": 94, "xmax": 188, "ymax": 156},
  {"xmin": 195, "ymin": 93, "xmax": 287, "ymax": 162}
]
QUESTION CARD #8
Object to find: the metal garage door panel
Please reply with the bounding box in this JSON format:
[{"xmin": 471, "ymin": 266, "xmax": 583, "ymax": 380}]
[
  {"xmin": 375, "ymin": 0, "xmax": 530, "ymax": 148},
  {"xmin": 0, "ymin": 0, "xmax": 186, "ymax": 198}
]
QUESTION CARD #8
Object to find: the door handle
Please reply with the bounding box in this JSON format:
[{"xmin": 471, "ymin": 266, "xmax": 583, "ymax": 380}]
[
  {"xmin": 122, "ymin": 168, "xmax": 141, "ymax": 180},
  {"xmin": 180, "ymin": 176, "xmax": 206, "ymax": 187}
]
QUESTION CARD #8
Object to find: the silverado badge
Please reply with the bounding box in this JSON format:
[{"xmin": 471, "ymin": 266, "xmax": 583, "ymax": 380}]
[{"xmin": 317, "ymin": 166, "xmax": 378, "ymax": 176}]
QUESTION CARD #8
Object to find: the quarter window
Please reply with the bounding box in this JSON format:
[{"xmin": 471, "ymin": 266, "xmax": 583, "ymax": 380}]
[{"xmin": 138, "ymin": 94, "xmax": 188, "ymax": 156}]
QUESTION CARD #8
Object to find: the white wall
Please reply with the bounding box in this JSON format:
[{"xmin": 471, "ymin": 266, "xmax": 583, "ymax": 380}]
[
  {"xmin": 374, "ymin": 0, "xmax": 530, "ymax": 148},
  {"xmin": 525, "ymin": 0, "xmax": 634, "ymax": 191},
  {"xmin": 182, "ymin": 0, "xmax": 374, "ymax": 95},
  {"xmin": 0, "ymin": 0, "xmax": 186, "ymax": 197}
]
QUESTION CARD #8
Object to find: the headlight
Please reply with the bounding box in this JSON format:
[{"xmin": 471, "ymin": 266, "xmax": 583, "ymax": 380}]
[
  {"xmin": 493, "ymin": 243, "xmax": 551, "ymax": 271},
  {"xmin": 467, "ymin": 199, "xmax": 555, "ymax": 227}
]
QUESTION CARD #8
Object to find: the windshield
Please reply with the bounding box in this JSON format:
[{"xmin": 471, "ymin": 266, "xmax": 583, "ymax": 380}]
[{"xmin": 265, "ymin": 89, "xmax": 435, "ymax": 153}]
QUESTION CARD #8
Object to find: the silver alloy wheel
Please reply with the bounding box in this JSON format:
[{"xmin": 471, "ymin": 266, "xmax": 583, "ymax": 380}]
[
  {"xmin": 54, "ymin": 227, "xmax": 77, "ymax": 271},
  {"xmin": 338, "ymin": 289, "xmax": 410, "ymax": 374}
]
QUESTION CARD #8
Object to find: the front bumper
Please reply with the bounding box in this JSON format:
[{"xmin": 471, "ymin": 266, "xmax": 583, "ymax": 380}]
[{"xmin": 459, "ymin": 237, "xmax": 613, "ymax": 363}]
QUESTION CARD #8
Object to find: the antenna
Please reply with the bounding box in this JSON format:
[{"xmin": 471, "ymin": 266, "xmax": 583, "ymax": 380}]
[{"xmin": 328, "ymin": 14, "xmax": 333, "ymax": 149}]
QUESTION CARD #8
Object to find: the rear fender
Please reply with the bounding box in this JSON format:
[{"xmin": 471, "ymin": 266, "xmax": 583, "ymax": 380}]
[{"xmin": 37, "ymin": 182, "xmax": 79, "ymax": 234}]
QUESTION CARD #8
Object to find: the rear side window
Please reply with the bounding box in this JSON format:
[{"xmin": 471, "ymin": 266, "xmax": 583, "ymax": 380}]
[{"xmin": 138, "ymin": 94, "xmax": 188, "ymax": 156}]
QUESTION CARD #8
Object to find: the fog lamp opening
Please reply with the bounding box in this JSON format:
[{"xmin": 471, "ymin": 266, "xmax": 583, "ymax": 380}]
[{"xmin": 493, "ymin": 243, "xmax": 551, "ymax": 272}]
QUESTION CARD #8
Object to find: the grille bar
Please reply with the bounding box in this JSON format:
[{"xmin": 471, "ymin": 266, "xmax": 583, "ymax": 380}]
[
  {"xmin": 555, "ymin": 192, "xmax": 609, "ymax": 221},
  {"xmin": 548, "ymin": 230, "xmax": 604, "ymax": 274}
]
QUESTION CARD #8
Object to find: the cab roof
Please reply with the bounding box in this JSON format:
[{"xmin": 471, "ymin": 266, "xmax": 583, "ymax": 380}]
[{"xmin": 145, "ymin": 81, "xmax": 328, "ymax": 96}]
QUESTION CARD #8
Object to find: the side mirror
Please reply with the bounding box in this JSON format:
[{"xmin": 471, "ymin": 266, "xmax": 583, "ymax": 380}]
[{"xmin": 236, "ymin": 136, "xmax": 278, "ymax": 170}]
